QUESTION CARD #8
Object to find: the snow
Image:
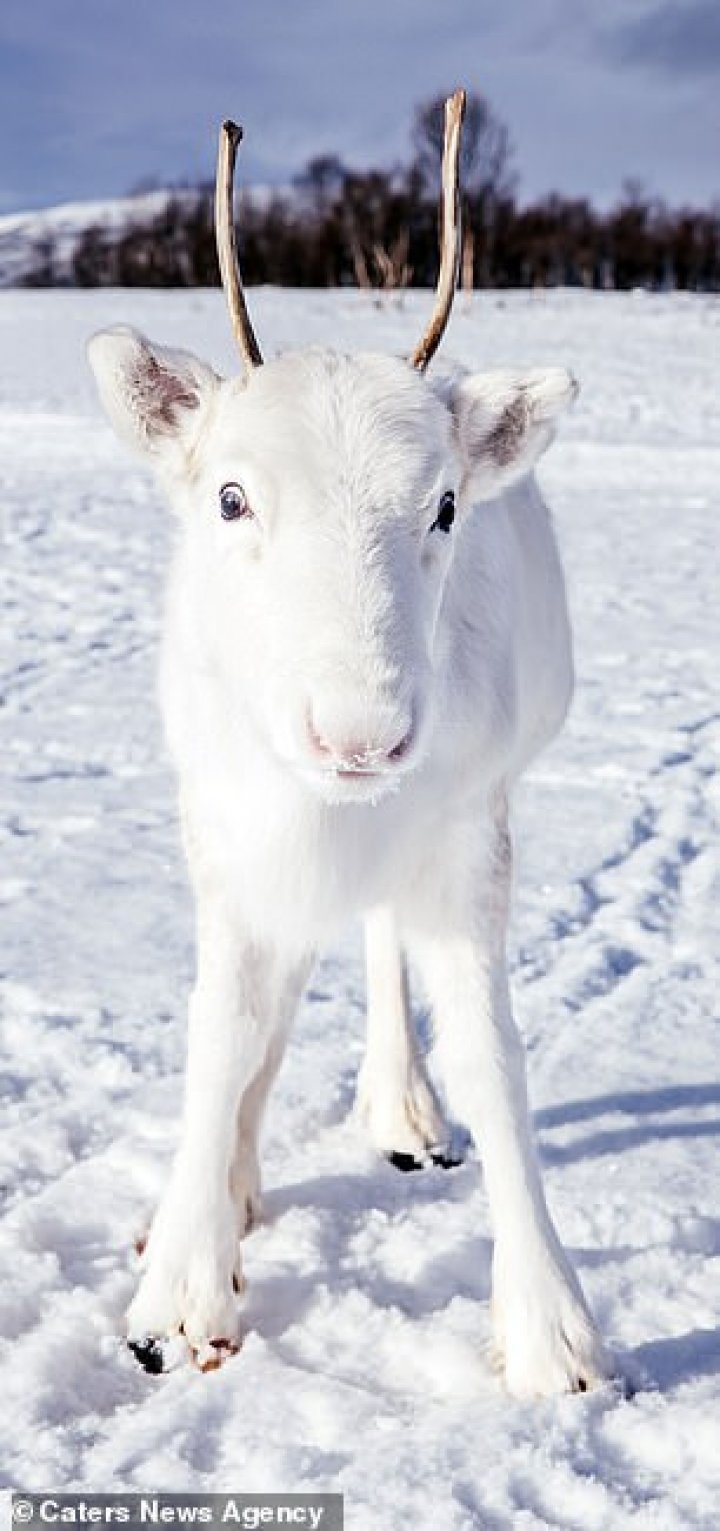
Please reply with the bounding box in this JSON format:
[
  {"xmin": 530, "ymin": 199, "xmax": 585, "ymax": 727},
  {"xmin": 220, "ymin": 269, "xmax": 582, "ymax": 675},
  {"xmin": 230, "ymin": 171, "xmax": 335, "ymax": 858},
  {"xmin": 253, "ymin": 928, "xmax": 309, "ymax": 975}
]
[
  {"xmin": 1, "ymin": 287, "xmax": 719, "ymax": 1527},
  {"xmin": 0, "ymin": 195, "xmax": 178, "ymax": 286},
  {"xmin": 0, "ymin": 188, "xmax": 286, "ymax": 288}
]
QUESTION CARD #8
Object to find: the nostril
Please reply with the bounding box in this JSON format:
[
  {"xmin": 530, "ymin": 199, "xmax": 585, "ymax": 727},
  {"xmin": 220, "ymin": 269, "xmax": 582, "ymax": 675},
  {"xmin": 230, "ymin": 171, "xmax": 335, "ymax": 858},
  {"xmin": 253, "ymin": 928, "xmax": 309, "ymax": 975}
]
[
  {"xmin": 387, "ymin": 722, "xmax": 414, "ymax": 763},
  {"xmin": 306, "ymin": 703, "xmax": 415, "ymax": 772},
  {"xmin": 306, "ymin": 709, "xmax": 333, "ymax": 759}
]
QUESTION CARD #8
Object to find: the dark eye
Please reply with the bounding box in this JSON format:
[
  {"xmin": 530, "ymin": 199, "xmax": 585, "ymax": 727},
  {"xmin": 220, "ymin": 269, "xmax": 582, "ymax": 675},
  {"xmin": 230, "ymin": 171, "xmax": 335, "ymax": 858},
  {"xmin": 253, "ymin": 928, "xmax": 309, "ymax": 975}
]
[
  {"xmin": 430, "ymin": 490, "xmax": 455, "ymax": 535},
  {"xmin": 219, "ymin": 481, "xmax": 251, "ymax": 522}
]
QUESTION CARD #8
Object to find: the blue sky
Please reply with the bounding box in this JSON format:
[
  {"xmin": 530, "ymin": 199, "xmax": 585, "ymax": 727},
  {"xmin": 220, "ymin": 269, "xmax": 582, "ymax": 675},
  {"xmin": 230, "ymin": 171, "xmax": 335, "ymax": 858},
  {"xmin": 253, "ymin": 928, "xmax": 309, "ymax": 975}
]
[{"xmin": 1, "ymin": 0, "xmax": 718, "ymax": 213}]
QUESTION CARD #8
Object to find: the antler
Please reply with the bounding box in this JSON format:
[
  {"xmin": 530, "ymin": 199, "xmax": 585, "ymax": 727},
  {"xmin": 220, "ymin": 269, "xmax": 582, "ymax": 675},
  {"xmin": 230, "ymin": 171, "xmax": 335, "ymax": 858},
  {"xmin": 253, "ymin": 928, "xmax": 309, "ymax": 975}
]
[
  {"xmin": 215, "ymin": 119, "xmax": 263, "ymax": 370},
  {"xmin": 410, "ymin": 89, "xmax": 466, "ymax": 373}
]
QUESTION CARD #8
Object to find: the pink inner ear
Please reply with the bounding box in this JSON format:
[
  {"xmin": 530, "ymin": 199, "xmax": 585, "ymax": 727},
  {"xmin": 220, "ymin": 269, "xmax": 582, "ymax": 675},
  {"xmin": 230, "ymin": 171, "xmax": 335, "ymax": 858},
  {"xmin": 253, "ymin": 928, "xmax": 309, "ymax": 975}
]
[
  {"xmin": 137, "ymin": 355, "xmax": 200, "ymax": 434},
  {"xmin": 484, "ymin": 392, "xmax": 529, "ymax": 467}
]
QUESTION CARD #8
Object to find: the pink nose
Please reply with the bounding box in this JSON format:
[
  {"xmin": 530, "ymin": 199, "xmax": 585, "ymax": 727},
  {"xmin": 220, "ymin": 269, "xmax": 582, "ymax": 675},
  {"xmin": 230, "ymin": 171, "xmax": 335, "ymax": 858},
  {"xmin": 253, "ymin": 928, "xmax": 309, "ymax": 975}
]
[{"xmin": 306, "ymin": 707, "xmax": 414, "ymax": 771}]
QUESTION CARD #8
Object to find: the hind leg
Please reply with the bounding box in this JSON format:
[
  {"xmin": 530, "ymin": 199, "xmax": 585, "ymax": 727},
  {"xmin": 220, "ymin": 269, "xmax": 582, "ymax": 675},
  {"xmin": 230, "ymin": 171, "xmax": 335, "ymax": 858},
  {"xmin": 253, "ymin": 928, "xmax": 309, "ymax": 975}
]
[{"xmin": 356, "ymin": 904, "xmax": 453, "ymax": 1169}]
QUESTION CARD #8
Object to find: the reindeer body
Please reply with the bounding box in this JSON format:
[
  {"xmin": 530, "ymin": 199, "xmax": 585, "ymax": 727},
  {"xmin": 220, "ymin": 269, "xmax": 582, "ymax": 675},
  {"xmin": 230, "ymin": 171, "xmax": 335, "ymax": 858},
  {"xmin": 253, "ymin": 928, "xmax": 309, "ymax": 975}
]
[
  {"xmin": 89, "ymin": 335, "xmax": 611, "ymax": 1396},
  {"xmin": 87, "ymin": 98, "xmax": 612, "ymax": 1396}
]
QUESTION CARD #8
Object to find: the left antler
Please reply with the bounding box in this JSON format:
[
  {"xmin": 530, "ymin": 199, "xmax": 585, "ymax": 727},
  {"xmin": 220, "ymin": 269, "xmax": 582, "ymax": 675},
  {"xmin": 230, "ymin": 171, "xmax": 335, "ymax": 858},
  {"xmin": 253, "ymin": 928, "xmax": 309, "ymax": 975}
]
[
  {"xmin": 215, "ymin": 119, "xmax": 263, "ymax": 371},
  {"xmin": 410, "ymin": 88, "xmax": 466, "ymax": 373}
]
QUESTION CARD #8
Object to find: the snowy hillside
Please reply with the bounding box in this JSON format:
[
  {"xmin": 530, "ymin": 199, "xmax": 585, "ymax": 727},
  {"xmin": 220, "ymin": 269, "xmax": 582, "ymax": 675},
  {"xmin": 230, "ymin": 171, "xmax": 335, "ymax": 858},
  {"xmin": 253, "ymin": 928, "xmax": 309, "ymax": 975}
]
[
  {"xmin": 0, "ymin": 192, "xmax": 177, "ymax": 286},
  {"xmin": 0, "ymin": 185, "xmax": 284, "ymax": 288},
  {"xmin": 1, "ymin": 288, "xmax": 719, "ymax": 1527}
]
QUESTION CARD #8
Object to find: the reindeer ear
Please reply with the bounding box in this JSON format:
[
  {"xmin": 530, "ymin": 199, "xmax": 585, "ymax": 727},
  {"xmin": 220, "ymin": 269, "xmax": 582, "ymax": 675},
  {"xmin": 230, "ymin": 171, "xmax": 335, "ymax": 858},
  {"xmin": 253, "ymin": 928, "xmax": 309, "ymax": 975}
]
[
  {"xmin": 450, "ymin": 368, "xmax": 578, "ymax": 503},
  {"xmin": 87, "ymin": 326, "xmax": 220, "ymax": 462}
]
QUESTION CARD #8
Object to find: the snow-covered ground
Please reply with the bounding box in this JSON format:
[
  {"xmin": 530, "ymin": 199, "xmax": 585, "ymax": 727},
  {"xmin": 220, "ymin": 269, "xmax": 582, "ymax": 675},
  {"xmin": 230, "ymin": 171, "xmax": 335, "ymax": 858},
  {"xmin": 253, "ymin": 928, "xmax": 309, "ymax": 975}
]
[{"xmin": 1, "ymin": 287, "xmax": 718, "ymax": 1527}]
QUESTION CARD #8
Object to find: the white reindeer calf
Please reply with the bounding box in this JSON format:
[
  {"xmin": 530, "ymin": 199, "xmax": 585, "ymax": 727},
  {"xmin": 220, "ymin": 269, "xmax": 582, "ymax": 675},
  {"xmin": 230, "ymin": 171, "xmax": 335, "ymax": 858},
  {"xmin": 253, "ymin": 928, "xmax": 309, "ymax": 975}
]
[{"xmin": 88, "ymin": 98, "xmax": 611, "ymax": 1395}]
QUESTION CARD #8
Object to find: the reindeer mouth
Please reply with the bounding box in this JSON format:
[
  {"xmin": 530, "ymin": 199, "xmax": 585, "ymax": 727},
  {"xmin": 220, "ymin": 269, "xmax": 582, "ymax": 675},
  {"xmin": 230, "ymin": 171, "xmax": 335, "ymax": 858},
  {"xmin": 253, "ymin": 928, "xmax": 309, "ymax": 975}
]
[
  {"xmin": 303, "ymin": 760, "xmax": 404, "ymax": 806},
  {"xmin": 319, "ymin": 733, "xmax": 418, "ymax": 800},
  {"xmin": 333, "ymin": 761, "xmax": 385, "ymax": 780},
  {"xmin": 335, "ymin": 769, "xmax": 381, "ymax": 781}
]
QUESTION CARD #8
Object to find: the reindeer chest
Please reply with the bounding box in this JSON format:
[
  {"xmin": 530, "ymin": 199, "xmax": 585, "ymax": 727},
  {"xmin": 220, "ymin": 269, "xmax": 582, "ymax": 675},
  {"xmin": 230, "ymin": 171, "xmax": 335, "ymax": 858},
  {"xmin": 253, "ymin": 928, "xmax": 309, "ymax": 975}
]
[{"xmin": 179, "ymin": 735, "xmax": 477, "ymax": 951}]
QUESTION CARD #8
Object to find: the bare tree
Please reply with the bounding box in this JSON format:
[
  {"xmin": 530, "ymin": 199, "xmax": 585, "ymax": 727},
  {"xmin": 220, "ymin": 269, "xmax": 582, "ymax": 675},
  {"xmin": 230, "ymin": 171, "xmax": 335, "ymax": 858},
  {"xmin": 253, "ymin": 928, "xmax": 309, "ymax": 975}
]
[
  {"xmin": 340, "ymin": 169, "xmax": 414, "ymax": 292},
  {"xmin": 412, "ymin": 90, "xmax": 515, "ymax": 204},
  {"xmin": 413, "ymin": 90, "xmax": 515, "ymax": 289},
  {"xmin": 294, "ymin": 155, "xmax": 346, "ymax": 219}
]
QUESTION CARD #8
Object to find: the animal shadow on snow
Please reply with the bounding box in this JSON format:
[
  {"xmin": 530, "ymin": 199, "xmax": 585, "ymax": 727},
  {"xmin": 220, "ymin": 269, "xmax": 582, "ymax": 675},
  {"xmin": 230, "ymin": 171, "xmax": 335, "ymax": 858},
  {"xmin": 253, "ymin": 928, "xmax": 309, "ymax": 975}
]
[
  {"xmin": 630, "ymin": 1328, "xmax": 720, "ymax": 1390},
  {"xmin": 245, "ymin": 1163, "xmax": 491, "ymax": 1341},
  {"xmin": 534, "ymin": 1082, "xmax": 720, "ymax": 1166},
  {"xmin": 536, "ymin": 1082, "xmax": 720, "ymax": 1394},
  {"xmin": 246, "ymin": 1082, "xmax": 720, "ymax": 1365}
]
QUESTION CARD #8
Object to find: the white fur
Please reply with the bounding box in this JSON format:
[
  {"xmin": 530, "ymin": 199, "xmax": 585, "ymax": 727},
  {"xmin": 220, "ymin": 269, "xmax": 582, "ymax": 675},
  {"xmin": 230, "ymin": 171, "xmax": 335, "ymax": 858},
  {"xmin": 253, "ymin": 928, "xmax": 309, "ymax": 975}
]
[{"xmin": 88, "ymin": 326, "xmax": 611, "ymax": 1395}]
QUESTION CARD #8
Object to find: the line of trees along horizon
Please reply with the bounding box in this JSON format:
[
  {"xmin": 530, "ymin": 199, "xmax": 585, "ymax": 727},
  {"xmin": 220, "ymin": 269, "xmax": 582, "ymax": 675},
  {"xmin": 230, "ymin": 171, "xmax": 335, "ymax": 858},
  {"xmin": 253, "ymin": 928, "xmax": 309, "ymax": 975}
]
[{"xmin": 23, "ymin": 93, "xmax": 720, "ymax": 292}]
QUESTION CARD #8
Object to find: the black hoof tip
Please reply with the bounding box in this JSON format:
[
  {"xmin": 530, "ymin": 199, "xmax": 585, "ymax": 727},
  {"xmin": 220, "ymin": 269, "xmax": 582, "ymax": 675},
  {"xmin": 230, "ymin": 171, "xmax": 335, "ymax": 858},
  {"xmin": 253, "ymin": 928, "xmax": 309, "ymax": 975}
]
[
  {"xmin": 386, "ymin": 1150, "xmax": 424, "ymax": 1173},
  {"xmin": 128, "ymin": 1336, "xmax": 164, "ymax": 1374},
  {"xmin": 430, "ymin": 1149, "xmax": 463, "ymax": 1170}
]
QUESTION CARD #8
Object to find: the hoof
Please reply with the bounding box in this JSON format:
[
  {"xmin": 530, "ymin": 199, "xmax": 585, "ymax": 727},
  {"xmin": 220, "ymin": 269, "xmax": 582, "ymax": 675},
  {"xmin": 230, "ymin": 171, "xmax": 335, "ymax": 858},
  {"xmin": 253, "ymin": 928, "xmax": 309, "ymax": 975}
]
[
  {"xmin": 128, "ymin": 1336, "xmax": 165, "ymax": 1375},
  {"xmin": 191, "ymin": 1336, "xmax": 240, "ymax": 1373},
  {"xmin": 128, "ymin": 1330, "xmax": 239, "ymax": 1375},
  {"xmin": 386, "ymin": 1146, "xmax": 463, "ymax": 1173},
  {"xmin": 430, "ymin": 1148, "xmax": 463, "ymax": 1170},
  {"xmin": 386, "ymin": 1150, "xmax": 424, "ymax": 1173}
]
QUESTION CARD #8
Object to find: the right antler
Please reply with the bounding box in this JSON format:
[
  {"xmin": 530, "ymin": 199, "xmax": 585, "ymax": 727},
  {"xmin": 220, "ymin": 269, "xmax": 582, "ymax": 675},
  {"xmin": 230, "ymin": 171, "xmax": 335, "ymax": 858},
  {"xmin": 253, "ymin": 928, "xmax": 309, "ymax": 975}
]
[
  {"xmin": 410, "ymin": 88, "xmax": 466, "ymax": 373},
  {"xmin": 215, "ymin": 119, "xmax": 263, "ymax": 371}
]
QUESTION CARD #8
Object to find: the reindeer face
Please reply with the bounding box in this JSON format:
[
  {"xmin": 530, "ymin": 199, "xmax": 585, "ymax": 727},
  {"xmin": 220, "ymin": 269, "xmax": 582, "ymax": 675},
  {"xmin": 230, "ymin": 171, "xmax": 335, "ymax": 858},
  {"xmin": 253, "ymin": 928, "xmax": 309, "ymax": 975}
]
[
  {"xmin": 90, "ymin": 338, "xmax": 456, "ymax": 801},
  {"xmin": 89, "ymin": 329, "xmax": 576, "ymax": 804},
  {"xmin": 194, "ymin": 350, "xmax": 460, "ymax": 800}
]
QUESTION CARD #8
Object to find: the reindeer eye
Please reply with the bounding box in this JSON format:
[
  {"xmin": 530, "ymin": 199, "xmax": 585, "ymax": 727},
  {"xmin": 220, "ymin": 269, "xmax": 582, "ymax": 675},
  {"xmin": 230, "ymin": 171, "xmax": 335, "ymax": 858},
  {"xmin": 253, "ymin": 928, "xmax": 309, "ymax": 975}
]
[
  {"xmin": 430, "ymin": 490, "xmax": 455, "ymax": 535},
  {"xmin": 219, "ymin": 482, "xmax": 251, "ymax": 521}
]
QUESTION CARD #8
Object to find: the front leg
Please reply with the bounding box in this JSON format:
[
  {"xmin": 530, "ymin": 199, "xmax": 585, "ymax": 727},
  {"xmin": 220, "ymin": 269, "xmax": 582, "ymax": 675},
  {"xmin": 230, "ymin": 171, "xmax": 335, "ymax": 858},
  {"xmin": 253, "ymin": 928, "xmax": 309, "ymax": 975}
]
[
  {"xmin": 128, "ymin": 891, "xmax": 304, "ymax": 1372},
  {"xmin": 230, "ymin": 988, "xmax": 309, "ymax": 1239},
  {"xmin": 406, "ymin": 799, "xmax": 611, "ymax": 1397}
]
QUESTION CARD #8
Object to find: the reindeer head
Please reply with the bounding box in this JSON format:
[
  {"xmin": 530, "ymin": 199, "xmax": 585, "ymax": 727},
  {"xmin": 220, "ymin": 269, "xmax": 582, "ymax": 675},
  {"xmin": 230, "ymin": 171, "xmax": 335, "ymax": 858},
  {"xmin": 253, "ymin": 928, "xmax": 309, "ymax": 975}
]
[{"xmin": 88, "ymin": 95, "xmax": 577, "ymax": 805}]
